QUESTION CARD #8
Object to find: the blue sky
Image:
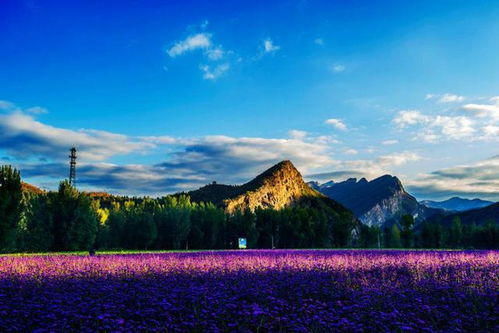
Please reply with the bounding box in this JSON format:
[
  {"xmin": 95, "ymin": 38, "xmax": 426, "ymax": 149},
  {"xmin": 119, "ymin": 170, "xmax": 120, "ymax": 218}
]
[{"xmin": 0, "ymin": 0, "xmax": 498, "ymax": 200}]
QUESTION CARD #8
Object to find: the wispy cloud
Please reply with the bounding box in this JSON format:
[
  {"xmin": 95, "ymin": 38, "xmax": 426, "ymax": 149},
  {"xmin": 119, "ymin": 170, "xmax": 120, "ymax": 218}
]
[
  {"xmin": 167, "ymin": 33, "xmax": 212, "ymax": 58},
  {"xmin": 205, "ymin": 47, "xmax": 224, "ymax": 60},
  {"xmin": 199, "ymin": 63, "xmax": 230, "ymax": 80},
  {"xmin": 382, "ymin": 140, "xmax": 399, "ymax": 145},
  {"xmin": 393, "ymin": 110, "xmax": 476, "ymax": 142},
  {"xmin": 407, "ymin": 155, "xmax": 499, "ymax": 200},
  {"xmin": 394, "ymin": 96, "xmax": 499, "ymax": 143},
  {"xmin": 426, "ymin": 93, "xmax": 465, "ymax": 103},
  {"xmin": 288, "ymin": 129, "xmax": 307, "ymax": 139},
  {"xmin": 330, "ymin": 64, "xmax": 346, "ymax": 73},
  {"xmin": 462, "ymin": 102, "xmax": 499, "ymax": 121},
  {"xmin": 0, "ymin": 101, "xmax": 162, "ymax": 161},
  {"xmin": 325, "ymin": 118, "xmax": 347, "ymax": 131},
  {"xmin": 307, "ymin": 151, "xmax": 422, "ymax": 182},
  {"xmin": 343, "ymin": 149, "xmax": 358, "ymax": 155},
  {"xmin": 167, "ymin": 23, "xmax": 234, "ymax": 80},
  {"xmin": 314, "ymin": 38, "xmax": 324, "ymax": 45},
  {"xmin": 263, "ymin": 39, "xmax": 280, "ymax": 53}
]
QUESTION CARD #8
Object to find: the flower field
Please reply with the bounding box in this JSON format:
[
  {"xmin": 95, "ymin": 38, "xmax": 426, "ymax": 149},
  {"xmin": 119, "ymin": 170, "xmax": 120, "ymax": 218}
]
[{"xmin": 0, "ymin": 250, "xmax": 497, "ymax": 332}]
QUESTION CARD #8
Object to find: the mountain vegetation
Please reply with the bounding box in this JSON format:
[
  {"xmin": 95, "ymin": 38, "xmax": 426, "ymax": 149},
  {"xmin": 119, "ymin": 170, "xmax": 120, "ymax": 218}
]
[{"xmin": 0, "ymin": 162, "xmax": 497, "ymax": 252}]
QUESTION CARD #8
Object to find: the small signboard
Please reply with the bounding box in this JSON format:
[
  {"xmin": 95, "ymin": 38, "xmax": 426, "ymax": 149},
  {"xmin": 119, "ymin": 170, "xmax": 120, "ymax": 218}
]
[{"xmin": 238, "ymin": 238, "xmax": 247, "ymax": 249}]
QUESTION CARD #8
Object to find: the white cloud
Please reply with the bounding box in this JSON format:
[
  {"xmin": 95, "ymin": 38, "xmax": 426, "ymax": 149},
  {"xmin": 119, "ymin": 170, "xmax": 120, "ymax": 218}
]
[
  {"xmin": 438, "ymin": 93, "xmax": 465, "ymax": 103},
  {"xmin": 0, "ymin": 100, "xmax": 15, "ymax": 110},
  {"xmin": 314, "ymin": 38, "xmax": 324, "ymax": 45},
  {"xmin": 167, "ymin": 33, "xmax": 212, "ymax": 57},
  {"xmin": 307, "ymin": 151, "xmax": 422, "ymax": 183},
  {"xmin": 394, "ymin": 95, "xmax": 499, "ymax": 143},
  {"xmin": 462, "ymin": 103, "xmax": 499, "ymax": 121},
  {"xmin": 205, "ymin": 47, "xmax": 224, "ymax": 60},
  {"xmin": 263, "ymin": 39, "xmax": 280, "ymax": 53},
  {"xmin": 25, "ymin": 106, "xmax": 48, "ymax": 114},
  {"xmin": 393, "ymin": 110, "xmax": 478, "ymax": 142},
  {"xmin": 407, "ymin": 155, "xmax": 499, "ymax": 201},
  {"xmin": 0, "ymin": 112, "xmax": 156, "ymax": 161},
  {"xmin": 482, "ymin": 125, "xmax": 499, "ymax": 137},
  {"xmin": 415, "ymin": 130, "xmax": 440, "ymax": 143},
  {"xmin": 331, "ymin": 64, "xmax": 346, "ymax": 72},
  {"xmin": 343, "ymin": 149, "xmax": 358, "ymax": 155},
  {"xmin": 376, "ymin": 151, "xmax": 421, "ymax": 167},
  {"xmin": 382, "ymin": 140, "xmax": 398, "ymax": 145},
  {"xmin": 200, "ymin": 63, "xmax": 230, "ymax": 80},
  {"xmin": 393, "ymin": 110, "xmax": 430, "ymax": 128},
  {"xmin": 288, "ymin": 129, "xmax": 307, "ymax": 139},
  {"xmin": 425, "ymin": 93, "xmax": 465, "ymax": 103},
  {"xmin": 433, "ymin": 115, "xmax": 475, "ymax": 139},
  {"xmin": 325, "ymin": 118, "xmax": 347, "ymax": 131}
]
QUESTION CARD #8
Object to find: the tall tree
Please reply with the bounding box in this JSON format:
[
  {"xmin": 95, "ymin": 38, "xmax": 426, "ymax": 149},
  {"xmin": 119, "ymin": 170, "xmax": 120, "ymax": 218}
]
[
  {"xmin": 50, "ymin": 181, "xmax": 99, "ymax": 251},
  {"xmin": 389, "ymin": 224, "xmax": 402, "ymax": 248},
  {"xmin": 0, "ymin": 165, "xmax": 22, "ymax": 250},
  {"xmin": 400, "ymin": 214, "xmax": 415, "ymax": 248},
  {"xmin": 448, "ymin": 216, "xmax": 463, "ymax": 248}
]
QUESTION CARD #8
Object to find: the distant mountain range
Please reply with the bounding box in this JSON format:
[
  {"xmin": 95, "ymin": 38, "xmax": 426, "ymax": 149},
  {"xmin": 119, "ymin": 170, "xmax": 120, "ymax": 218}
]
[
  {"xmin": 188, "ymin": 160, "xmax": 354, "ymax": 218},
  {"xmin": 308, "ymin": 176, "xmax": 441, "ymax": 227},
  {"xmin": 421, "ymin": 197, "xmax": 494, "ymax": 212},
  {"xmin": 426, "ymin": 202, "xmax": 499, "ymax": 226}
]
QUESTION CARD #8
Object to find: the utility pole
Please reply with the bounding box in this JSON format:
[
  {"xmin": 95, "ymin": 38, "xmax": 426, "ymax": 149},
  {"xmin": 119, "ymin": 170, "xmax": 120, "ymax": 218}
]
[{"xmin": 69, "ymin": 147, "xmax": 77, "ymax": 186}]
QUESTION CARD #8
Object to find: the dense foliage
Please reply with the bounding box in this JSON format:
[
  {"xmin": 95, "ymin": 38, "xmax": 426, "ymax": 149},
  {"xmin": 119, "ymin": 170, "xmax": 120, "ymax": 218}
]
[
  {"xmin": 0, "ymin": 165, "xmax": 497, "ymax": 252},
  {"xmin": 0, "ymin": 250, "xmax": 497, "ymax": 331},
  {"xmin": 0, "ymin": 166, "xmax": 22, "ymax": 251}
]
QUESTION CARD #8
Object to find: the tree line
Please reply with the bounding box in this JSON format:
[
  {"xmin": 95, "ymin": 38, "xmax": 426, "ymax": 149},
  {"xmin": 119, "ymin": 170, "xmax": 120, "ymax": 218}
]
[{"xmin": 0, "ymin": 165, "xmax": 497, "ymax": 252}]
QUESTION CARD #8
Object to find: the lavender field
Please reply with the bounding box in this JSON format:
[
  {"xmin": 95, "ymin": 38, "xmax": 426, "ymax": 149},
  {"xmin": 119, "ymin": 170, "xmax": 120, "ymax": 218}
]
[{"xmin": 0, "ymin": 250, "xmax": 497, "ymax": 332}]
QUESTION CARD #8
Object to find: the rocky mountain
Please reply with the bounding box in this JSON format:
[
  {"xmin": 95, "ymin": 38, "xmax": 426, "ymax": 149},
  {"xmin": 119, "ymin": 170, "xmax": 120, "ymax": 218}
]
[
  {"xmin": 426, "ymin": 202, "xmax": 499, "ymax": 226},
  {"xmin": 310, "ymin": 176, "xmax": 440, "ymax": 227},
  {"xmin": 188, "ymin": 160, "xmax": 353, "ymax": 216},
  {"xmin": 421, "ymin": 197, "xmax": 494, "ymax": 212}
]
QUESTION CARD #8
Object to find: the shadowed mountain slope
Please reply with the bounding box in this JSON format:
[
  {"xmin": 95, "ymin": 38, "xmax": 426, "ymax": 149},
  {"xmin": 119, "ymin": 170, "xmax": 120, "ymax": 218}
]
[
  {"xmin": 426, "ymin": 202, "xmax": 499, "ymax": 226},
  {"xmin": 310, "ymin": 176, "xmax": 440, "ymax": 227}
]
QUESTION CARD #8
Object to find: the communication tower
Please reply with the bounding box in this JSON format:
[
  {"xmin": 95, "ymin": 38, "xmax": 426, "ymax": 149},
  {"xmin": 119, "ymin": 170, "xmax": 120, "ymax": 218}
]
[{"xmin": 69, "ymin": 147, "xmax": 77, "ymax": 186}]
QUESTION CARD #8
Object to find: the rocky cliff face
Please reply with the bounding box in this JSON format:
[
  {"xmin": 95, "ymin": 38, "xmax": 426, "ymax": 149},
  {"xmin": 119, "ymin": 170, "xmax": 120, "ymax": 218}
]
[
  {"xmin": 189, "ymin": 160, "xmax": 351, "ymax": 215},
  {"xmin": 223, "ymin": 160, "xmax": 322, "ymax": 213},
  {"xmin": 313, "ymin": 175, "xmax": 438, "ymax": 227}
]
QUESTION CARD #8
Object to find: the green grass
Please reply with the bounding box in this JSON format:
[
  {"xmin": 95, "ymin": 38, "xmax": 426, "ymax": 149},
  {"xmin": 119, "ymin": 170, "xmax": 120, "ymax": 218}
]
[{"xmin": 0, "ymin": 248, "xmax": 466, "ymax": 257}]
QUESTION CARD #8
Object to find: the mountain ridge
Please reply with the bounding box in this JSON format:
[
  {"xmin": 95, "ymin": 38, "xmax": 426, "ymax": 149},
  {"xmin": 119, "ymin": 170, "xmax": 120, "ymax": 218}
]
[
  {"xmin": 421, "ymin": 197, "xmax": 494, "ymax": 212},
  {"xmin": 188, "ymin": 160, "xmax": 353, "ymax": 216},
  {"xmin": 310, "ymin": 176, "xmax": 440, "ymax": 227},
  {"xmin": 426, "ymin": 202, "xmax": 499, "ymax": 226}
]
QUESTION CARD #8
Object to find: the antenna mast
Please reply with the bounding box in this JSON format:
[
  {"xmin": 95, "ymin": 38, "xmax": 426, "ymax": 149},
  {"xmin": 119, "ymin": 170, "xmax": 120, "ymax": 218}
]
[{"xmin": 69, "ymin": 147, "xmax": 77, "ymax": 186}]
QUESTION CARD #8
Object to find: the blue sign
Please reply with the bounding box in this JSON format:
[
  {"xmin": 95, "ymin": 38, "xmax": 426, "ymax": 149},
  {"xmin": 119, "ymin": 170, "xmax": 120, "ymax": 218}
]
[{"xmin": 238, "ymin": 238, "xmax": 247, "ymax": 249}]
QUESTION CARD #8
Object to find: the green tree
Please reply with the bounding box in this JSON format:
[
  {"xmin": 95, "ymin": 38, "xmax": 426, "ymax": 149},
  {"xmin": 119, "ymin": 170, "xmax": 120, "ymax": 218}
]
[
  {"xmin": 331, "ymin": 213, "xmax": 354, "ymax": 248},
  {"xmin": 0, "ymin": 165, "xmax": 22, "ymax": 251},
  {"xmin": 400, "ymin": 214, "xmax": 415, "ymax": 248},
  {"xmin": 389, "ymin": 224, "xmax": 402, "ymax": 248},
  {"xmin": 22, "ymin": 195, "xmax": 53, "ymax": 251},
  {"xmin": 50, "ymin": 181, "xmax": 99, "ymax": 251},
  {"xmin": 448, "ymin": 216, "xmax": 463, "ymax": 248}
]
